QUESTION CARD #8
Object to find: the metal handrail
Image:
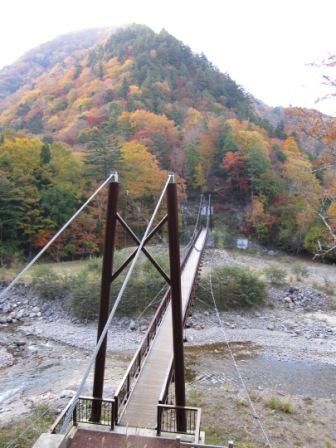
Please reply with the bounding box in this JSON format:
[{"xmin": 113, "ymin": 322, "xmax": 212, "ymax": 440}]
[
  {"xmin": 181, "ymin": 444, "xmax": 233, "ymax": 448},
  {"xmin": 156, "ymin": 404, "xmax": 201, "ymax": 440},
  {"xmin": 113, "ymin": 227, "xmax": 204, "ymax": 422},
  {"xmin": 114, "ymin": 220, "xmax": 207, "ymax": 423},
  {"xmin": 50, "ymin": 396, "xmax": 115, "ymax": 433},
  {"xmin": 50, "ymin": 399, "xmax": 74, "ymax": 434},
  {"xmin": 114, "ymin": 287, "xmax": 171, "ymax": 421},
  {"xmin": 158, "ymin": 356, "xmax": 174, "ymax": 404},
  {"xmin": 159, "ymin": 227, "xmax": 208, "ymax": 406}
]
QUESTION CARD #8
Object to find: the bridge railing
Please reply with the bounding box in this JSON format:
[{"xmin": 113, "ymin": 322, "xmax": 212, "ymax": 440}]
[
  {"xmin": 114, "ymin": 224, "xmax": 206, "ymax": 423},
  {"xmin": 156, "ymin": 404, "xmax": 201, "ymax": 442},
  {"xmin": 50, "ymin": 396, "xmax": 115, "ymax": 434},
  {"xmin": 113, "ymin": 227, "xmax": 204, "ymax": 423},
  {"xmin": 114, "ymin": 287, "xmax": 171, "ymax": 421},
  {"xmin": 158, "ymin": 227, "xmax": 207, "ymax": 408},
  {"xmin": 181, "ymin": 228, "xmax": 202, "ymax": 270}
]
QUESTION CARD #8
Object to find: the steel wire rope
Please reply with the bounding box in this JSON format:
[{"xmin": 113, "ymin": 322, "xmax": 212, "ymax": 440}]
[
  {"xmin": 134, "ymin": 283, "xmax": 167, "ymax": 322},
  {"xmin": 3, "ymin": 175, "xmax": 118, "ymax": 447},
  {"xmin": 181, "ymin": 194, "xmax": 204, "ymax": 259},
  {"xmin": 206, "ymin": 246, "xmax": 274, "ymax": 448},
  {"xmin": 60, "ymin": 175, "xmax": 173, "ymax": 433},
  {"xmin": 180, "ymin": 192, "xmax": 192, "ymax": 249},
  {"xmin": 189, "ymin": 194, "xmax": 204, "ymax": 242},
  {"xmin": 0, "ymin": 173, "xmax": 116, "ymax": 301}
]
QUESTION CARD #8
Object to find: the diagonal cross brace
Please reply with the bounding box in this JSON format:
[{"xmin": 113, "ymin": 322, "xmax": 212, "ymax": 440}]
[{"xmin": 112, "ymin": 213, "xmax": 170, "ymax": 284}]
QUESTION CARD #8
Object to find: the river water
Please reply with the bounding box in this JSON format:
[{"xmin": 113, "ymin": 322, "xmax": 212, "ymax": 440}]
[
  {"xmin": 0, "ymin": 329, "xmax": 131, "ymax": 425},
  {"xmin": 185, "ymin": 342, "xmax": 336, "ymax": 399}
]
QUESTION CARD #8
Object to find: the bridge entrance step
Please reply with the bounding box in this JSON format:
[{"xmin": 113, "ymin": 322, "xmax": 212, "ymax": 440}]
[{"xmin": 70, "ymin": 429, "xmax": 180, "ymax": 447}]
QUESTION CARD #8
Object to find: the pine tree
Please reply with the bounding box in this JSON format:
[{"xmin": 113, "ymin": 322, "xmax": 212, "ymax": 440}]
[
  {"xmin": 0, "ymin": 176, "xmax": 24, "ymax": 265},
  {"xmin": 40, "ymin": 143, "xmax": 51, "ymax": 164},
  {"xmin": 85, "ymin": 129, "xmax": 121, "ymax": 180}
]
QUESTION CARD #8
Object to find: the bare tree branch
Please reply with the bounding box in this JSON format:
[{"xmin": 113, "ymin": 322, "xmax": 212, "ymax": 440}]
[{"xmin": 313, "ymin": 212, "xmax": 336, "ymax": 259}]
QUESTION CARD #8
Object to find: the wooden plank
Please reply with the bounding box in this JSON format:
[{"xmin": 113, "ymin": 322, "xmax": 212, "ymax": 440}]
[{"xmin": 119, "ymin": 230, "xmax": 207, "ymax": 429}]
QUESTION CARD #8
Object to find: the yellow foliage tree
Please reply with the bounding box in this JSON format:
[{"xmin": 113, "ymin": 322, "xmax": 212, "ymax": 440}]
[
  {"xmin": 121, "ymin": 142, "xmax": 166, "ymax": 199},
  {"xmin": 283, "ymin": 137, "xmax": 300, "ymax": 154}
]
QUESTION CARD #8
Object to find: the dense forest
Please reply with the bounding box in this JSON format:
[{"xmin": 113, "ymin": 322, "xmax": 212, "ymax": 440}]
[{"xmin": 0, "ymin": 24, "xmax": 335, "ymax": 264}]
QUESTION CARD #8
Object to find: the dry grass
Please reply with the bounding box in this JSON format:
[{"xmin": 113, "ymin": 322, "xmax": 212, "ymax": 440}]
[
  {"xmin": 0, "ymin": 404, "xmax": 55, "ymax": 448},
  {"xmin": 265, "ymin": 395, "xmax": 295, "ymax": 414}
]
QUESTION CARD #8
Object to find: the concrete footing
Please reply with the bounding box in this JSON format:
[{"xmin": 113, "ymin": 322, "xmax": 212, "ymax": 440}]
[{"xmin": 32, "ymin": 433, "xmax": 67, "ymax": 448}]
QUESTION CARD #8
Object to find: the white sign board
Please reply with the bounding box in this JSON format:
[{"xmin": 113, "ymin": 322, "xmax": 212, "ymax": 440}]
[{"xmin": 236, "ymin": 238, "xmax": 249, "ymax": 250}]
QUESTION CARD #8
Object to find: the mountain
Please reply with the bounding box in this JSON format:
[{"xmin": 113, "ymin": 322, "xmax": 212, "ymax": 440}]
[
  {"xmin": 252, "ymin": 99, "xmax": 336, "ymax": 158},
  {"xmin": 0, "ymin": 24, "xmax": 254, "ymax": 145},
  {"xmin": 0, "ymin": 24, "xmax": 335, "ymax": 262},
  {"xmin": 0, "ymin": 28, "xmax": 111, "ymax": 100}
]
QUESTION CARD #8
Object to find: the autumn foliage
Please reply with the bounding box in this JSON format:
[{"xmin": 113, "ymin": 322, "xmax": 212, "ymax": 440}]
[{"xmin": 0, "ymin": 25, "xmax": 335, "ymax": 263}]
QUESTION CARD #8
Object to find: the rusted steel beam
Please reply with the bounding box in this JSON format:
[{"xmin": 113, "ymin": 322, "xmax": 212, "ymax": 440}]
[
  {"xmin": 144, "ymin": 214, "xmax": 168, "ymax": 244},
  {"xmin": 117, "ymin": 213, "xmax": 170, "ymax": 284},
  {"xmin": 110, "ymin": 249, "xmax": 137, "ymax": 282},
  {"xmin": 110, "ymin": 215, "xmax": 168, "ymax": 283},
  {"xmin": 91, "ymin": 173, "xmax": 119, "ymax": 422},
  {"xmin": 166, "ymin": 175, "xmax": 186, "ymax": 432}
]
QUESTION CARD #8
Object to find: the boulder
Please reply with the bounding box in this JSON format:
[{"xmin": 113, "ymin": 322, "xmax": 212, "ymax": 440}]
[
  {"xmin": 16, "ymin": 309, "xmax": 26, "ymax": 319},
  {"xmin": 2, "ymin": 303, "xmax": 12, "ymax": 313},
  {"xmin": 59, "ymin": 390, "xmax": 75, "ymax": 399}
]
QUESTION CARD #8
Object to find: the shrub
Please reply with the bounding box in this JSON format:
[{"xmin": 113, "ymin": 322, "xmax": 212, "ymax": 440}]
[
  {"xmin": 31, "ymin": 265, "xmax": 68, "ymax": 300},
  {"xmin": 112, "ymin": 256, "xmax": 167, "ymax": 316},
  {"xmin": 67, "ymin": 254, "xmax": 167, "ymax": 320},
  {"xmin": 87, "ymin": 257, "xmax": 103, "ymax": 273},
  {"xmin": 322, "ymin": 277, "xmax": 335, "ymax": 296},
  {"xmin": 212, "ymin": 224, "xmax": 235, "ymax": 249},
  {"xmin": 67, "ymin": 270, "xmax": 100, "ymax": 320},
  {"xmin": 312, "ymin": 278, "xmax": 335, "ymax": 296},
  {"xmin": 291, "ymin": 262, "xmax": 309, "ymax": 281},
  {"xmin": 266, "ymin": 396, "xmax": 295, "ymax": 414},
  {"xmin": 198, "ymin": 265, "xmax": 266, "ymax": 309},
  {"xmin": 263, "ymin": 264, "xmax": 287, "ymax": 285}
]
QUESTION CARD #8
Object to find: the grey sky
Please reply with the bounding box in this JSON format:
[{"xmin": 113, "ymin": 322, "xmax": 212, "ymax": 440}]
[{"xmin": 1, "ymin": 0, "xmax": 335, "ymax": 115}]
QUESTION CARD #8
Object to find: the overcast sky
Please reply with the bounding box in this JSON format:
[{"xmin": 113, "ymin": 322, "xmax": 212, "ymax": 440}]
[{"xmin": 1, "ymin": 0, "xmax": 335, "ymax": 115}]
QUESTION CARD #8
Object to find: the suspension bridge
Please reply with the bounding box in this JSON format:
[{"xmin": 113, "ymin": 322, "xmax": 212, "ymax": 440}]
[{"xmin": 1, "ymin": 172, "xmax": 236, "ymax": 448}]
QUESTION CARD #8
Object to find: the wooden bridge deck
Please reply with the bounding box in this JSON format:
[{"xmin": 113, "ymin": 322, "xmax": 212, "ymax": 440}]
[{"xmin": 119, "ymin": 229, "xmax": 208, "ymax": 429}]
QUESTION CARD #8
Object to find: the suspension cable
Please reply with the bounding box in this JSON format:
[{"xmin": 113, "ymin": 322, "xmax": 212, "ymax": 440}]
[
  {"xmin": 135, "ymin": 283, "xmax": 167, "ymax": 322},
  {"xmin": 181, "ymin": 194, "xmax": 204, "ymax": 259},
  {"xmin": 60, "ymin": 175, "xmax": 173, "ymax": 433},
  {"xmin": 191, "ymin": 194, "xmax": 204, "ymax": 239},
  {"xmin": 0, "ymin": 173, "xmax": 116, "ymax": 301},
  {"xmin": 207, "ymin": 248, "xmax": 274, "ymax": 448}
]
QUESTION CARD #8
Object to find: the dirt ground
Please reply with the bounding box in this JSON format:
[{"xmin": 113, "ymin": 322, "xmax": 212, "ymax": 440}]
[
  {"xmin": 185, "ymin": 343, "xmax": 336, "ymax": 448},
  {"xmin": 184, "ymin": 248, "xmax": 336, "ymax": 448}
]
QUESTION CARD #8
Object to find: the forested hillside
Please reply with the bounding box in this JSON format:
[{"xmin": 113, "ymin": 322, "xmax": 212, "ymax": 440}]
[
  {"xmin": 0, "ymin": 25, "xmax": 335, "ymax": 264},
  {"xmin": 0, "ymin": 28, "xmax": 110, "ymax": 100}
]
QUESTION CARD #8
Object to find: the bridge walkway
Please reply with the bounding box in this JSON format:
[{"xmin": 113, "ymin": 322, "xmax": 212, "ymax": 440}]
[{"xmin": 119, "ymin": 228, "xmax": 208, "ymax": 429}]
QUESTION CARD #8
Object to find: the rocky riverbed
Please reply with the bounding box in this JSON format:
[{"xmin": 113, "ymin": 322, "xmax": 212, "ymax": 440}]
[
  {"xmin": 1, "ymin": 248, "xmax": 336, "ymax": 446},
  {"xmin": 1, "ymin": 281, "xmax": 336, "ymax": 420}
]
